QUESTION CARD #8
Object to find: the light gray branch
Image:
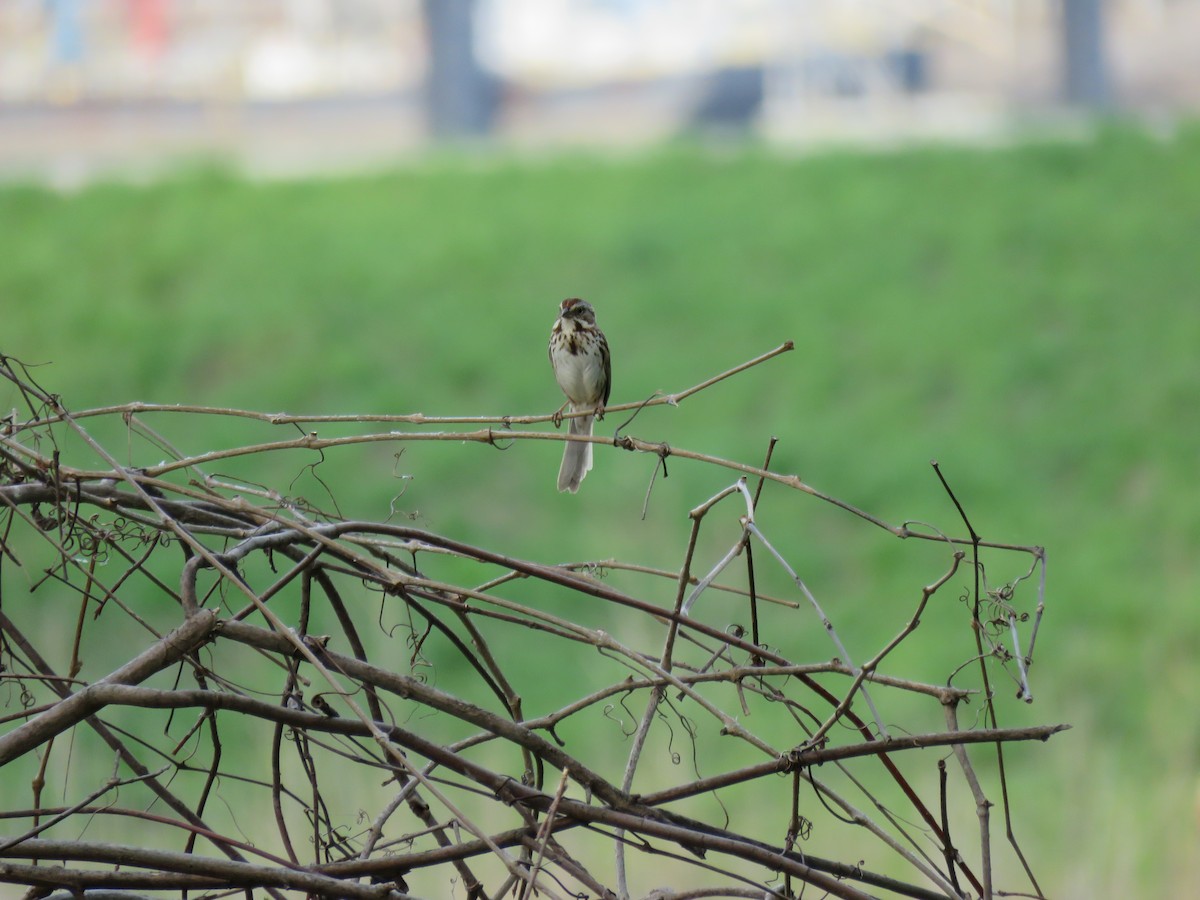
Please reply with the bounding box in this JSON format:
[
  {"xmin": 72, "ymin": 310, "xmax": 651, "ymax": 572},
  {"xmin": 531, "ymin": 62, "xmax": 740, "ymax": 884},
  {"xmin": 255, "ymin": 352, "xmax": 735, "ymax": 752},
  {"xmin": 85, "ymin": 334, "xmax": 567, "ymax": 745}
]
[{"xmin": 0, "ymin": 610, "xmax": 219, "ymax": 767}]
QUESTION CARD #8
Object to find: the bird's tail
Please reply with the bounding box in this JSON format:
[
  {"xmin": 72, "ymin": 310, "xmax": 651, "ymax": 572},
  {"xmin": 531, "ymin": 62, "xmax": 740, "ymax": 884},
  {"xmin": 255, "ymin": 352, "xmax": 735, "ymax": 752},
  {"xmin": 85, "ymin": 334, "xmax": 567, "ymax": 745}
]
[{"xmin": 557, "ymin": 412, "xmax": 594, "ymax": 493}]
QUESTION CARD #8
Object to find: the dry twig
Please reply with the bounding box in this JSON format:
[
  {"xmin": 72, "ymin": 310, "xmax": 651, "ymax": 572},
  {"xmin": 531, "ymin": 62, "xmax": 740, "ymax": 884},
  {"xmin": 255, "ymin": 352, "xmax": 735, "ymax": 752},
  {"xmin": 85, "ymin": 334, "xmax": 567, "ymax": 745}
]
[{"xmin": 0, "ymin": 351, "xmax": 1060, "ymax": 900}]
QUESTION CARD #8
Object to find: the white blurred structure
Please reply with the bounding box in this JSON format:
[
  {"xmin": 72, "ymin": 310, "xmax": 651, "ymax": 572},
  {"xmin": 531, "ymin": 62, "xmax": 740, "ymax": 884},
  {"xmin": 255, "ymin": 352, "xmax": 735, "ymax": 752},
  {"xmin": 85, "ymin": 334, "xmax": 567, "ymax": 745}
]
[
  {"xmin": 0, "ymin": 0, "xmax": 1196, "ymax": 180},
  {"xmin": 0, "ymin": 0, "xmax": 424, "ymax": 104}
]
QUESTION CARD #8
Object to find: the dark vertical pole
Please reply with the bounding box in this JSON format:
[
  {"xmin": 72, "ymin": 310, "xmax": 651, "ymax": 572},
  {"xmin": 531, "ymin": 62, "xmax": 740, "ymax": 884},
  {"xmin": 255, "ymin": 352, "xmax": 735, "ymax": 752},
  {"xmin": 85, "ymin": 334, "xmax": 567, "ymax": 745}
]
[
  {"xmin": 422, "ymin": 0, "xmax": 496, "ymax": 139},
  {"xmin": 1062, "ymin": 0, "xmax": 1111, "ymax": 108}
]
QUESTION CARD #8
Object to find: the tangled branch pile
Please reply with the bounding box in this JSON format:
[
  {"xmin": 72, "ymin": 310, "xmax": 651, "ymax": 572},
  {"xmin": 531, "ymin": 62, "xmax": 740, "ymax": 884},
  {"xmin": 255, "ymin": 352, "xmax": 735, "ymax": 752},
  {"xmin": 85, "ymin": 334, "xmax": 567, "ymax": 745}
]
[{"xmin": 0, "ymin": 352, "xmax": 1062, "ymax": 900}]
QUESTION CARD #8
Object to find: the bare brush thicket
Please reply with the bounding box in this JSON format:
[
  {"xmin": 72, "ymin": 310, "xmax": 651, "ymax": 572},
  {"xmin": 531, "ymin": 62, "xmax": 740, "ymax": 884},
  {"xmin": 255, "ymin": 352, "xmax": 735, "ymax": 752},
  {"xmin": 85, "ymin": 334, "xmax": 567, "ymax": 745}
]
[{"xmin": 0, "ymin": 347, "xmax": 1064, "ymax": 900}]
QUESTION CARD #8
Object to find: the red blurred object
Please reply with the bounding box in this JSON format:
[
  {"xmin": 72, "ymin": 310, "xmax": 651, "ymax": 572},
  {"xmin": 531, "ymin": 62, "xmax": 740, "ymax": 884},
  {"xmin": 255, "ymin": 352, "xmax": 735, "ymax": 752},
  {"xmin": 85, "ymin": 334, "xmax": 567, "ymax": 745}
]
[{"xmin": 129, "ymin": 0, "xmax": 167, "ymax": 60}]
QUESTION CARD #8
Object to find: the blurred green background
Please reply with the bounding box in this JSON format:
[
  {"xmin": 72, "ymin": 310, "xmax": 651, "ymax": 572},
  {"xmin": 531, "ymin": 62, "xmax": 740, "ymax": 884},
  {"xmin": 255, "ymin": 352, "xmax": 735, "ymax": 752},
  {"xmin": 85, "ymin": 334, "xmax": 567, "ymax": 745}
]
[{"xmin": 2, "ymin": 126, "xmax": 1198, "ymax": 897}]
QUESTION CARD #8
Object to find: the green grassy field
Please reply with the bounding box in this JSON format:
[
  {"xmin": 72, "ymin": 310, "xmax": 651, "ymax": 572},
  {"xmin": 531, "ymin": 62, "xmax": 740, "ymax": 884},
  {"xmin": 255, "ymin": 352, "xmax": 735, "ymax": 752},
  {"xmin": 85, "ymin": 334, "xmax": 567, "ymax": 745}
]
[{"xmin": 2, "ymin": 126, "xmax": 1199, "ymax": 897}]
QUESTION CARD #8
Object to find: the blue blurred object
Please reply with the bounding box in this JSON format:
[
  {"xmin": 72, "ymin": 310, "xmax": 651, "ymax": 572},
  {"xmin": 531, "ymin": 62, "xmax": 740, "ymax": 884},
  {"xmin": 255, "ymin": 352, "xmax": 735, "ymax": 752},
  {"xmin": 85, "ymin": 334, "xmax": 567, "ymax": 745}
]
[
  {"xmin": 887, "ymin": 49, "xmax": 928, "ymax": 94},
  {"xmin": 687, "ymin": 65, "xmax": 764, "ymax": 133},
  {"xmin": 1063, "ymin": 0, "xmax": 1111, "ymax": 108},
  {"xmin": 47, "ymin": 0, "xmax": 84, "ymax": 64}
]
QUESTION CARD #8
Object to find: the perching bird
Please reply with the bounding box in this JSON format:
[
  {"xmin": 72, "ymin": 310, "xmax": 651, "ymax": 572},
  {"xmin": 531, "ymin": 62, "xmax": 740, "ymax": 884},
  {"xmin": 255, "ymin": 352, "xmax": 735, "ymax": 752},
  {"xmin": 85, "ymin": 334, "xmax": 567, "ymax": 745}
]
[{"xmin": 548, "ymin": 298, "xmax": 611, "ymax": 493}]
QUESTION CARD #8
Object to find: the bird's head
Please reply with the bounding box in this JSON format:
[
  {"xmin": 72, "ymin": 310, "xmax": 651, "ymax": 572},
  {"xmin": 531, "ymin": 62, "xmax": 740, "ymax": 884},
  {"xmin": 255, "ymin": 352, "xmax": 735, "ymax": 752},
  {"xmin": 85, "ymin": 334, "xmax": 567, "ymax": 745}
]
[{"xmin": 559, "ymin": 297, "xmax": 596, "ymax": 325}]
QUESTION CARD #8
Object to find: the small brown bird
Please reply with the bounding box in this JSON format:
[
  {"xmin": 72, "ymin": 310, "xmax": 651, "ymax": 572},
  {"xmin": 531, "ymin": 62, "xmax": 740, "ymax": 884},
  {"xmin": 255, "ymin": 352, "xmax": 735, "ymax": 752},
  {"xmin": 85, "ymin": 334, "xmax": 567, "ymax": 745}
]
[{"xmin": 548, "ymin": 298, "xmax": 611, "ymax": 493}]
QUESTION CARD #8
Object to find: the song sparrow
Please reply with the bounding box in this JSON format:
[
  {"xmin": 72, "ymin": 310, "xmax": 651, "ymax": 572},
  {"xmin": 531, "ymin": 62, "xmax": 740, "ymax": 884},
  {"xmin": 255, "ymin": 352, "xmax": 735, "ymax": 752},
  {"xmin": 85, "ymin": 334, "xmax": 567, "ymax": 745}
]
[{"xmin": 548, "ymin": 298, "xmax": 611, "ymax": 493}]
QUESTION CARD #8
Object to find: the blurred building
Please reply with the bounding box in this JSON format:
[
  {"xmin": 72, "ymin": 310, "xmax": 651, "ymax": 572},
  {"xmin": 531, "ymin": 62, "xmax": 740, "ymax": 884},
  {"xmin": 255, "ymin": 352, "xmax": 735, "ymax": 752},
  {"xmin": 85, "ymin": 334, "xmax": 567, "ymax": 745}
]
[{"xmin": 0, "ymin": 0, "xmax": 1197, "ymax": 181}]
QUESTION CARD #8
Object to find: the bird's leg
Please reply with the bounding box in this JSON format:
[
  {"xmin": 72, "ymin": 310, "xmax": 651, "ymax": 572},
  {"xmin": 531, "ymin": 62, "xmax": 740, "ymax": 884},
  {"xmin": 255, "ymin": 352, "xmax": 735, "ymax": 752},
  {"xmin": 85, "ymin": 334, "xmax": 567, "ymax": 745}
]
[{"xmin": 552, "ymin": 401, "xmax": 569, "ymax": 428}]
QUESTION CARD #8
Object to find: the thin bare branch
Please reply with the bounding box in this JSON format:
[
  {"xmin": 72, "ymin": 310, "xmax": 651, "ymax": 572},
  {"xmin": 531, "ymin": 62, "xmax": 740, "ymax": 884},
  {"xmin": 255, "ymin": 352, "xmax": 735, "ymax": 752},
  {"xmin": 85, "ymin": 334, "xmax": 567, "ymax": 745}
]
[{"xmin": 0, "ymin": 352, "xmax": 1056, "ymax": 900}]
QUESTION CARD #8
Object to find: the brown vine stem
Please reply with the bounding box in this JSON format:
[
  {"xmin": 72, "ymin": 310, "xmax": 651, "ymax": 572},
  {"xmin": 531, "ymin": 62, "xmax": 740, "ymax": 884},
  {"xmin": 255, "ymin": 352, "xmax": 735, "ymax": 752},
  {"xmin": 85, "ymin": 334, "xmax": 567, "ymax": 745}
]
[
  {"xmin": 946, "ymin": 699, "xmax": 993, "ymax": 900},
  {"xmin": 745, "ymin": 520, "xmax": 888, "ymax": 738},
  {"xmin": 22, "ymin": 342, "xmax": 794, "ymax": 430},
  {"xmin": 0, "ymin": 759, "xmax": 163, "ymax": 853},
  {"xmin": 159, "ymin": 506, "xmax": 1002, "ymax": 893},
  {"xmin": 70, "ymin": 683, "xmax": 880, "ymax": 899},
  {"xmin": 0, "ymin": 610, "xmax": 220, "ymax": 767},
  {"xmin": 803, "ymin": 549, "xmax": 966, "ymax": 749},
  {"xmin": 70, "ymin": 681, "xmax": 1060, "ymax": 900},
  {"xmin": 527, "ymin": 767, "xmax": 571, "ymax": 898},
  {"xmin": 0, "ymin": 352, "xmax": 1057, "ymax": 899},
  {"xmin": 1, "ymin": 839, "xmax": 408, "ymax": 899},
  {"xmin": 22, "ymin": 399, "xmax": 513, "ymax": 892},
  {"xmin": 0, "ymin": 426, "xmax": 1039, "ymax": 560}
]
